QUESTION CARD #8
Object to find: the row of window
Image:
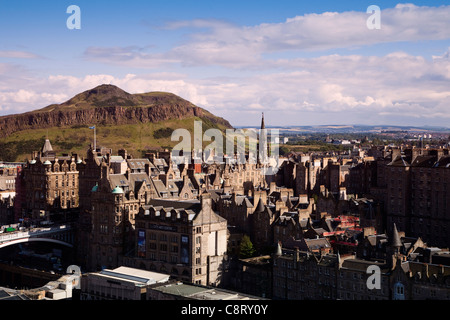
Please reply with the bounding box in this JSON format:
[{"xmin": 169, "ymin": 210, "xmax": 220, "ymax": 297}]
[
  {"xmin": 147, "ymin": 242, "xmax": 179, "ymax": 253},
  {"xmin": 146, "ymin": 252, "xmax": 180, "ymax": 264},
  {"xmin": 148, "ymin": 233, "xmax": 179, "ymax": 242}
]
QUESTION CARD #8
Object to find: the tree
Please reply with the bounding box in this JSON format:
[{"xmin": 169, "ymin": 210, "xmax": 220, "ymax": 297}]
[
  {"xmin": 279, "ymin": 145, "xmax": 290, "ymax": 156},
  {"xmin": 239, "ymin": 235, "xmax": 256, "ymax": 259}
]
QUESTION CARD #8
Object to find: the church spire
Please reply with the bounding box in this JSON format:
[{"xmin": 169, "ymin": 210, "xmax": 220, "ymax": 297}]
[
  {"xmin": 391, "ymin": 223, "xmax": 402, "ymax": 252},
  {"xmin": 41, "ymin": 137, "xmax": 54, "ymax": 156},
  {"xmin": 261, "ymin": 112, "xmax": 265, "ymax": 130}
]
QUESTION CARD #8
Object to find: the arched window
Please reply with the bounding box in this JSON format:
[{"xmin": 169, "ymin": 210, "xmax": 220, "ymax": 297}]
[{"xmin": 393, "ymin": 282, "xmax": 405, "ymax": 300}]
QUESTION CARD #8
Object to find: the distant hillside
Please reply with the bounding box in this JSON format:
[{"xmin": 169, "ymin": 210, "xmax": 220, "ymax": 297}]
[
  {"xmin": 0, "ymin": 84, "xmax": 233, "ymax": 161},
  {"xmin": 245, "ymin": 124, "xmax": 450, "ymax": 134}
]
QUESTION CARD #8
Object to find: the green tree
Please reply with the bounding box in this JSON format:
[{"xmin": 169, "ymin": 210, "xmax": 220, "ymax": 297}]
[
  {"xmin": 279, "ymin": 145, "xmax": 290, "ymax": 156},
  {"xmin": 239, "ymin": 235, "xmax": 256, "ymax": 259}
]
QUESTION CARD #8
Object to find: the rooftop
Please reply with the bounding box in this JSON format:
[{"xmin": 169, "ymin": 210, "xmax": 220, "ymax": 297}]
[
  {"xmin": 96, "ymin": 266, "xmax": 170, "ymax": 286},
  {"xmin": 151, "ymin": 281, "xmax": 265, "ymax": 300}
]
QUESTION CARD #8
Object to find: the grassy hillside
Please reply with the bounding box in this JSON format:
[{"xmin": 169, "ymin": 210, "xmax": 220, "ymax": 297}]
[
  {"xmin": 0, "ymin": 116, "xmax": 230, "ymax": 162},
  {"xmin": 0, "ymin": 84, "xmax": 234, "ymax": 162}
]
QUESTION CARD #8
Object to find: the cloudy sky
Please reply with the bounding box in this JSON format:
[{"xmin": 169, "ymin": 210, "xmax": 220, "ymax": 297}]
[{"xmin": 1, "ymin": 1, "xmax": 450, "ymax": 127}]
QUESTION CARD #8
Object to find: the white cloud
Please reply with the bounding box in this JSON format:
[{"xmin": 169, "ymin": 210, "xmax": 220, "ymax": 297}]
[
  {"xmin": 3, "ymin": 47, "xmax": 450, "ymax": 127},
  {"xmin": 0, "ymin": 50, "xmax": 43, "ymax": 59},
  {"xmin": 83, "ymin": 4, "xmax": 450, "ymax": 69},
  {"xmin": 3, "ymin": 2, "xmax": 450, "ymax": 129}
]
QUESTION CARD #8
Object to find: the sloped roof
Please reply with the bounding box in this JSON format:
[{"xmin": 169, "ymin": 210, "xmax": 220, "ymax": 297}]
[
  {"xmin": 110, "ymin": 155, "xmax": 125, "ymax": 163},
  {"xmin": 127, "ymin": 158, "xmax": 153, "ymax": 169},
  {"xmin": 254, "ymin": 197, "xmax": 265, "ymax": 213},
  {"xmin": 153, "ymin": 180, "xmax": 168, "ymax": 195},
  {"xmin": 411, "ymin": 155, "xmax": 436, "ymax": 167},
  {"xmin": 304, "ymin": 238, "xmax": 331, "ymax": 250},
  {"xmin": 41, "ymin": 139, "xmax": 53, "ymax": 153},
  {"xmin": 235, "ymin": 195, "xmax": 254, "ymax": 208},
  {"xmin": 391, "ymin": 223, "xmax": 402, "ymax": 248},
  {"xmin": 388, "ymin": 155, "xmax": 411, "ymax": 167},
  {"xmin": 433, "ymin": 155, "xmax": 450, "ymax": 168},
  {"xmin": 109, "ymin": 174, "xmax": 129, "ymax": 189},
  {"xmin": 152, "ymin": 158, "xmax": 167, "ymax": 167}
]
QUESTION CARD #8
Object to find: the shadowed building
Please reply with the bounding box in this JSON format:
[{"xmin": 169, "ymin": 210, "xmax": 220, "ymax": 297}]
[
  {"xmin": 130, "ymin": 194, "xmax": 228, "ymax": 286},
  {"xmin": 20, "ymin": 139, "xmax": 79, "ymax": 223}
]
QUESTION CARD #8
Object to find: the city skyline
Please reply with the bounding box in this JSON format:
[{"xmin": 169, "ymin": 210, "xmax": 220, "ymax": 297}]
[{"xmin": 1, "ymin": 1, "xmax": 450, "ymax": 128}]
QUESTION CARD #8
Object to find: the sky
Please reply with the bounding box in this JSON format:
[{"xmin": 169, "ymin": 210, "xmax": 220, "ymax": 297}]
[{"xmin": 1, "ymin": 1, "xmax": 450, "ymax": 128}]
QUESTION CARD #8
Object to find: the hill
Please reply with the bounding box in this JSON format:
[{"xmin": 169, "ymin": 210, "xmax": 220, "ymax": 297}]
[{"xmin": 0, "ymin": 84, "xmax": 233, "ymax": 161}]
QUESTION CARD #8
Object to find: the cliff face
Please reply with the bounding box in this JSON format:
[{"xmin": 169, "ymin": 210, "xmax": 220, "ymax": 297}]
[{"xmin": 0, "ymin": 84, "xmax": 232, "ymax": 138}]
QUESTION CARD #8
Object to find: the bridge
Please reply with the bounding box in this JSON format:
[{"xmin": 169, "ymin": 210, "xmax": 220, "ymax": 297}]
[{"xmin": 0, "ymin": 224, "xmax": 74, "ymax": 249}]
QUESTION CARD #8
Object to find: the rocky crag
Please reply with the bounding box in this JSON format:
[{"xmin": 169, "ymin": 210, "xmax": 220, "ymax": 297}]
[{"xmin": 0, "ymin": 84, "xmax": 232, "ymax": 138}]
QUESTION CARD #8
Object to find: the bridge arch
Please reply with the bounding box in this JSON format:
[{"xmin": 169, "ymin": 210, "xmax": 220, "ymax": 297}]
[{"xmin": 0, "ymin": 237, "xmax": 73, "ymax": 249}]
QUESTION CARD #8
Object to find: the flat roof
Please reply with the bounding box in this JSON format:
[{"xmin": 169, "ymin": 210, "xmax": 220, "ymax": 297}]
[
  {"xmin": 97, "ymin": 266, "xmax": 170, "ymax": 286},
  {"xmin": 154, "ymin": 283, "xmax": 208, "ymax": 297},
  {"xmin": 152, "ymin": 282, "xmax": 264, "ymax": 300}
]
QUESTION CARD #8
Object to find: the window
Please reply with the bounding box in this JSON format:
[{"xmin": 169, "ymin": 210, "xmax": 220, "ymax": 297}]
[{"xmin": 393, "ymin": 282, "xmax": 405, "ymax": 300}]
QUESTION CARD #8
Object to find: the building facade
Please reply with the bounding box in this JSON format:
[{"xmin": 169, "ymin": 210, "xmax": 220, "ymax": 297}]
[
  {"xmin": 129, "ymin": 194, "xmax": 228, "ymax": 287},
  {"xmin": 20, "ymin": 139, "xmax": 79, "ymax": 223}
]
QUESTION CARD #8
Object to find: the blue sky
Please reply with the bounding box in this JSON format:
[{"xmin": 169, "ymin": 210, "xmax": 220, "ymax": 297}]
[{"xmin": 1, "ymin": 1, "xmax": 450, "ymax": 127}]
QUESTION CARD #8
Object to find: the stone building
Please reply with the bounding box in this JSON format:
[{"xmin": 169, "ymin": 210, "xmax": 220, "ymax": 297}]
[
  {"xmin": 385, "ymin": 148, "xmax": 450, "ymax": 247},
  {"xmin": 20, "ymin": 139, "xmax": 79, "ymax": 223},
  {"xmin": 129, "ymin": 194, "xmax": 228, "ymax": 286},
  {"xmin": 80, "ymin": 266, "xmax": 170, "ymax": 300},
  {"xmin": 233, "ymin": 255, "xmax": 272, "ymax": 298},
  {"xmin": 251, "ymin": 197, "xmax": 276, "ymax": 250},
  {"xmin": 273, "ymin": 224, "xmax": 450, "ymax": 300},
  {"xmin": 409, "ymin": 153, "xmax": 450, "ymax": 248},
  {"xmin": 215, "ymin": 192, "xmax": 254, "ymax": 235},
  {"xmin": 85, "ymin": 159, "xmax": 157, "ymax": 271},
  {"xmin": 272, "ymin": 245, "xmax": 338, "ymax": 300}
]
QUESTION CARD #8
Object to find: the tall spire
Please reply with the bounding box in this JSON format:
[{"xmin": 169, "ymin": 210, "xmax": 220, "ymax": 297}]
[
  {"xmin": 391, "ymin": 223, "xmax": 402, "ymax": 250},
  {"xmin": 275, "ymin": 241, "xmax": 282, "ymax": 257},
  {"xmin": 337, "ymin": 250, "xmax": 342, "ymax": 269},
  {"xmin": 41, "ymin": 138, "xmax": 54, "ymax": 154},
  {"xmin": 261, "ymin": 112, "xmax": 265, "ymax": 130}
]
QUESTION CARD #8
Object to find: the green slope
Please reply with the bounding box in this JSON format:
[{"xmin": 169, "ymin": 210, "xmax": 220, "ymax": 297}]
[
  {"xmin": 0, "ymin": 84, "xmax": 233, "ymax": 162},
  {"xmin": 0, "ymin": 116, "xmax": 231, "ymax": 162}
]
